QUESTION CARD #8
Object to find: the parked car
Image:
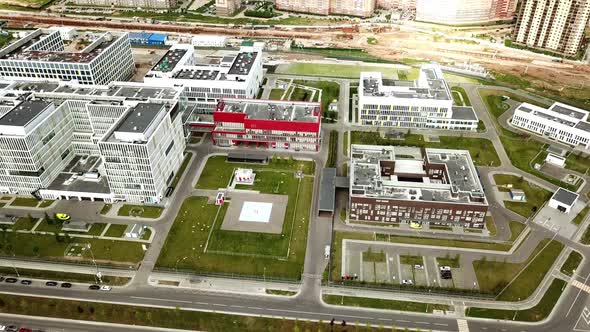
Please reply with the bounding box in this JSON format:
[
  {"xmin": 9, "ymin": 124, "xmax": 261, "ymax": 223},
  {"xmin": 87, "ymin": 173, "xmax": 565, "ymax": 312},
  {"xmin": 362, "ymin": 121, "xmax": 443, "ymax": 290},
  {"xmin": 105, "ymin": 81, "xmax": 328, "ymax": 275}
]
[
  {"xmin": 88, "ymin": 285, "xmax": 100, "ymax": 290},
  {"xmin": 4, "ymin": 278, "xmax": 17, "ymax": 283},
  {"xmin": 409, "ymin": 221, "xmax": 422, "ymax": 229},
  {"xmin": 54, "ymin": 213, "xmax": 70, "ymax": 221},
  {"xmin": 20, "ymin": 280, "xmax": 32, "ymax": 285},
  {"xmin": 0, "ymin": 324, "xmax": 6, "ymax": 331},
  {"xmin": 440, "ymin": 270, "xmax": 453, "ymax": 280},
  {"xmin": 17, "ymin": 328, "xmax": 31, "ymax": 332},
  {"xmin": 0, "ymin": 276, "xmax": 5, "ymax": 282},
  {"xmin": 402, "ymin": 279, "xmax": 413, "ymax": 285},
  {"xmin": 414, "ymin": 264, "xmax": 424, "ymax": 270},
  {"xmin": 5, "ymin": 326, "xmax": 17, "ymax": 332},
  {"xmin": 45, "ymin": 281, "xmax": 58, "ymax": 287},
  {"xmin": 60, "ymin": 282, "xmax": 72, "ymax": 288},
  {"xmin": 439, "ymin": 266, "xmax": 451, "ymax": 271},
  {"xmin": 100, "ymin": 285, "xmax": 112, "ymax": 292}
]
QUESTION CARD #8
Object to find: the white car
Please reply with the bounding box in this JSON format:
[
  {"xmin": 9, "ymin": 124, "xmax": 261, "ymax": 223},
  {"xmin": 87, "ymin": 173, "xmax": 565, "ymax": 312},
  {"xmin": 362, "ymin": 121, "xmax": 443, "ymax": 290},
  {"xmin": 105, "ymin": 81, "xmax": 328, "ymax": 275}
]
[
  {"xmin": 439, "ymin": 266, "xmax": 451, "ymax": 271},
  {"xmin": 0, "ymin": 325, "xmax": 6, "ymax": 331},
  {"xmin": 414, "ymin": 264, "xmax": 424, "ymax": 270},
  {"xmin": 100, "ymin": 285, "xmax": 112, "ymax": 292},
  {"xmin": 401, "ymin": 279, "xmax": 413, "ymax": 285}
]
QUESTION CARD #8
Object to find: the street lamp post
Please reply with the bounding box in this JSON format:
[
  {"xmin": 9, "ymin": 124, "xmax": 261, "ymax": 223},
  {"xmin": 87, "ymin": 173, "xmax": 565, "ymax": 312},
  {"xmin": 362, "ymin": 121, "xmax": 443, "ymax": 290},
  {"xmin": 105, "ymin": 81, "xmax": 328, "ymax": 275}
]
[
  {"xmin": 87, "ymin": 244, "xmax": 101, "ymax": 284},
  {"xmin": 174, "ymin": 256, "xmax": 188, "ymax": 273}
]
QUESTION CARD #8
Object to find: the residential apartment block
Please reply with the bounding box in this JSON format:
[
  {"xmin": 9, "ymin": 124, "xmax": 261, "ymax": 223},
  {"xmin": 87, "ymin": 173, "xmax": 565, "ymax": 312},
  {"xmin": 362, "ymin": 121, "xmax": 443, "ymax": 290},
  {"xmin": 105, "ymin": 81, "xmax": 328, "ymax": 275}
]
[
  {"xmin": 377, "ymin": 0, "xmax": 415, "ymax": 10},
  {"xmin": 0, "ymin": 29, "xmax": 134, "ymax": 85},
  {"xmin": 416, "ymin": 0, "xmax": 517, "ymax": 24},
  {"xmin": 513, "ymin": 0, "xmax": 590, "ymax": 56},
  {"xmin": 357, "ymin": 64, "xmax": 478, "ymax": 130},
  {"xmin": 275, "ymin": 0, "xmax": 375, "ymax": 17},
  {"xmin": 0, "ymin": 79, "xmax": 186, "ymax": 204},
  {"xmin": 144, "ymin": 42, "xmax": 264, "ymax": 129},
  {"xmin": 349, "ymin": 145, "xmax": 488, "ymax": 228},
  {"xmin": 511, "ymin": 102, "xmax": 590, "ymax": 150},
  {"xmin": 71, "ymin": 0, "xmax": 176, "ymax": 8},
  {"xmin": 212, "ymin": 99, "xmax": 321, "ymax": 151},
  {"xmin": 215, "ymin": 0, "xmax": 243, "ymax": 16}
]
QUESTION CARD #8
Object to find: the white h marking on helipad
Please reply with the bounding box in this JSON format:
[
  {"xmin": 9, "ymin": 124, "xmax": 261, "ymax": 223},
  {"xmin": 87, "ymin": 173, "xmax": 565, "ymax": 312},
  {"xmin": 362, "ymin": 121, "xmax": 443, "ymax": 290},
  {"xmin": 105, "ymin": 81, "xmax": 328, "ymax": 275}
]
[{"xmin": 457, "ymin": 319, "xmax": 469, "ymax": 332}]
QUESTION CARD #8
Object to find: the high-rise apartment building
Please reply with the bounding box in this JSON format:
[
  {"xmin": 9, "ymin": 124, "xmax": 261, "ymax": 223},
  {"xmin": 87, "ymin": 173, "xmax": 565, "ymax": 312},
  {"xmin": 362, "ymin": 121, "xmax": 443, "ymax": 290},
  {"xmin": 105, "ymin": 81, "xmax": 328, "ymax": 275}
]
[
  {"xmin": 513, "ymin": 0, "xmax": 590, "ymax": 56},
  {"xmin": 0, "ymin": 29, "xmax": 134, "ymax": 85},
  {"xmin": 377, "ymin": 0, "xmax": 415, "ymax": 10},
  {"xmin": 215, "ymin": 0, "xmax": 243, "ymax": 16},
  {"xmin": 275, "ymin": 0, "xmax": 375, "ymax": 17},
  {"xmin": 416, "ymin": 0, "xmax": 517, "ymax": 24}
]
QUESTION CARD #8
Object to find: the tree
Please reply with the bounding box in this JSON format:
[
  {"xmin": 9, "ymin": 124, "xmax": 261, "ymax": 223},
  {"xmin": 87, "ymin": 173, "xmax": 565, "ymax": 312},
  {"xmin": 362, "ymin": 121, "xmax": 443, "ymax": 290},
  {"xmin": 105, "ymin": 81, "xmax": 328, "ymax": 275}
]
[{"xmin": 32, "ymin": 246, "xmax": 39, "ymax": 255}]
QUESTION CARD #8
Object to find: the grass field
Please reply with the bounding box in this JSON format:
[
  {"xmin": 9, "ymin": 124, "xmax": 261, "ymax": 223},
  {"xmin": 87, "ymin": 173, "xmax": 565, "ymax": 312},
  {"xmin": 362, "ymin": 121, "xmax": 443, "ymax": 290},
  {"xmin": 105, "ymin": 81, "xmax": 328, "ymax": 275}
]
[
  {"xmin": 195, "ymin": 155, "xmax": 315, "ymax": 189},
  {"xmin": 38, "ymin": 200, "xmax": 54, "ymax": 208},
  {"xmin": 269, "ymin": 89, "xmax": 285, "ymax": 100},
  {"xmin": 573, "ymin": 206, "xmax": 589, "ymax": 226},
  {"xmin": 104, "ymin": 224, "xmax": 127, "ymax": 238},
  {"xmin": 509, "ymin": 221, "xmax": 526, "ymax": 241},
  {"xmin": 494, "ymin": 174, "xmax": 552, "ymax": 218},
  {"xmin": 265, "ymin": 289, "xmax": 297, "ymax": 296},
  {"xmin": 467, "ymin": 278, "xmax": 566, "ymax": 321},
  {"xmin": 451, "ymin": 86, "xmax": 472, "ymax": 106},
  {"xmin": 485, "ymin": 216, "xmax": 497, "ymax": 236},
  {"xmin": 10, "ymin": 197, "xmax": 39, "ymax": 207},
  {"xmin": 170, "ymin": 153, "xmax": 193, "ymax": 189},
  {"xmin": 34, "ymin": 219, "xmax": 65, "ymax": 233},
  {"xmin": 565, "ymin": 153, "xmax": 590, "ymax": 175},
  {"xmin": 479, "ymin": 89, "xmax": 549, "ymax": 119},
  {"xmin": 437, "ymin": 254, "xmax": 461, "ymax": 268},
  {"xmin": 159, "ymin": 167, "xmax": 314, "ymax": 279},
  {"xmin": 351, "ymin": 131, "xmax": 500, "ymax": 166},
  {"xmin": 292, "ymin": 80, "xmax": 339, "ymax": 114},
  {"xmin": 99, "ymin": 204, "xmax": 112, "ymax": 215},
  {"xmin": 117, "ymin": 205, "xmax": 163, "ymax": 219},
  {"xmin": 323, "ymin": 294, "xmax": 449, "ymax": 313},
  {"xmin": 399, "ymin": 255, "xmax": 424, "ymax": 266},
  {"xmin": 277, "ymin": 63, "xmax": 411, "ymax": 79},
  {"xmin": 561, "ymin": 251, "xmax": 583, "ymax": 277},
  {"xmin": 473, "ymin": 239, "xmax": 563, "ymax": 300}
]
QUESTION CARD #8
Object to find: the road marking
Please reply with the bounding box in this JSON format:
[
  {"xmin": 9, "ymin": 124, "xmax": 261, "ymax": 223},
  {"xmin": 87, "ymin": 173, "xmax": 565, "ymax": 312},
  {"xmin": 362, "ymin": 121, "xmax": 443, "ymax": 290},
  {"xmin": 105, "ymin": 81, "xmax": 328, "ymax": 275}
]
[
  {"xmin": 395, "ymin": 319, "xmax": 410, "ymax": 323},
  {"xmin": 457, "ymin": 319, "xmax": 469, "ymax": 332},
  {"xmin": 415, "ymin": 321, "xmax": 430, "ymax": 325},
  {"xmin": 195, "ymin": 302, "xmax": 209, "ymax": 305},
  {"xmin": 248, "ymin": 307, "xmax": 262, "ymax": 310},
  {"xmin": 130, "ymin": 296, "xmax": 192, "ymax": 304},
  {"xmin": 434, "ymin": 323, "xmax": 448, "ymax": 326},
  {"xmin": 583, "ymin": 307, "xmax": 590, "ymax": 325},
  {"xmin": 212, "ymin": 303, "xmax": 226, "ymax": 307},
  {"xmin": 573, "ymin": 280, "xmax": 590, "ymax": 294}
]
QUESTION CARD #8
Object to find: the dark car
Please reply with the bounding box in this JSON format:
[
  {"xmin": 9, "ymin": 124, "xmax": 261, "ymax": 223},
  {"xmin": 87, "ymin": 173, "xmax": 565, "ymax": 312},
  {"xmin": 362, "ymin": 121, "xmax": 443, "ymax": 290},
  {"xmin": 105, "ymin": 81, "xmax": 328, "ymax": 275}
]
[
  {"xmin": 0, "ymin": 276, "xmax": 5, "ymax": 282},
  {"xmin": 20, "ymin": 280, "xmax": 32, "ymax": 285},
  {"xmin": 440, "ymin": 271, "xmax": 453, "ymax": 280},
  {"xmin": 60, "ymin": 282, "xmax": 72, "ymax": 288},
  {"xmin": 5, "ymin": 278, "xmax": 17, "ymax": 283},
  {"xmin": 45, "ymin": 281, "xmax": 58, "ymax": 287},
  {"xmin": 18, "ymin": 328, "xmax": 32, "ymax": 332},
  {"xmin": 6, "ymin": 326, "xmax": 18, "ymax": 332},
  {"xmin": 88, "ymin": 285, "xmax": 100, "ymax": 290}
]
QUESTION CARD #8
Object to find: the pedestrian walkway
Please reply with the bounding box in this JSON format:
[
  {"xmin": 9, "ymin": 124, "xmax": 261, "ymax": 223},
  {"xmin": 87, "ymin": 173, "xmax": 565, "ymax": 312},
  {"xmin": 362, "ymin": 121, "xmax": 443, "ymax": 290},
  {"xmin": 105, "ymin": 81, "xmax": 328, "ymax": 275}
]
[
  {"xmin": 572, "ymin": 280, "xmax": 590, "ymax": 294},
  {"xmin": 457, "ymin": 319, "xmax": 470, "ymax": 332}
]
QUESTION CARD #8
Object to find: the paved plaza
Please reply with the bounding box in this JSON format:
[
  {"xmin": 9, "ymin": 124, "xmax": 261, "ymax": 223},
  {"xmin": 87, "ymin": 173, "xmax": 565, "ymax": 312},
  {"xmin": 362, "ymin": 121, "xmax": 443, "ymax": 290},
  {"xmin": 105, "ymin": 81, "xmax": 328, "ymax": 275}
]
[{"xmin": 221, "ymin": 192, "xmax": 288, "ymax": 234}]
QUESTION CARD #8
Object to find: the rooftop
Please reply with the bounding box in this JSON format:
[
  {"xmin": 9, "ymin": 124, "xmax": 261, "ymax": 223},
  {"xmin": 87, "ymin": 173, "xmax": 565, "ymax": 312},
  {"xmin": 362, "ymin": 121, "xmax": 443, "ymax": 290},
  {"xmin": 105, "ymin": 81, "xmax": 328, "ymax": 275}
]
[
  {"xmin": 517, "ymin": 102, "xmax": 590, "ymax": 131},
  {"xmin": 0, "ymin": 100, "xmax": 52, "ymax": 127},
  {"xmin": 228, "ymin": 52, "xmax": 258, "ymax": 76},
  {"xmin": 115, "ymin": 103, "xmax": 163, "ymax": 134},
  {"xmin": 152, "ymin": 48, "xmax": 188, "ymax": 73},
  {"xmin": 551, "ymin": 188, "xmax": 579, "ymax": 206},
  {"xmin": 216, "ymin": 99, "xmax": 320, "ymax": 123},
  {"xmin": 350, "ymin": 144, "xmax": 486, "ymax": 205}
]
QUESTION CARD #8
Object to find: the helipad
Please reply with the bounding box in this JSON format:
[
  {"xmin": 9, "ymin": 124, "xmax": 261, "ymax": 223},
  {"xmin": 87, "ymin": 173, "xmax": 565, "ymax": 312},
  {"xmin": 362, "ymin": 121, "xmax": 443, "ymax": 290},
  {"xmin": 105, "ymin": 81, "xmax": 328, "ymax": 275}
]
[{"xmin": 239, "ymin": 201, "xmax": 273, "ymax": 223}]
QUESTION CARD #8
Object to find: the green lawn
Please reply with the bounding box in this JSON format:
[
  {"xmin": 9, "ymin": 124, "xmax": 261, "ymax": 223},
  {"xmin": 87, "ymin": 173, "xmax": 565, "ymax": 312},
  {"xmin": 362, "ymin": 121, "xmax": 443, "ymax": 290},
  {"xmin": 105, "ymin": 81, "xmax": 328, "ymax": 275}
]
[
  {"xmin": 509, "ymin": 221, "xmax": 526, "ymax": 242},
  {"xmin": 0, "ymin": 232, "xmax": 144, "ymax": 264},
  {"xmin": 0, "ymin": 267, "xmax": 130, "ymax": 285},
  {"xmin": 269, "ymin": 89, "xmax": 285, "ymax": 100},
  {"xmin": 99, "ymin": 204, "xmax": 112, "ymax": 215},
  {"xmin": 117, "ymin": 205, "xmax": 163, "ymax": 219},
  {"xmin": 159, "ymin": 171, "xmax": 313, "ymax": 279},
  {"xmin": 326, "ymin": 130, "xmax": 338, "ymax": 167},
  {"xmin": 0, "ymin": 293, "xmax": 377, "ymax": 332},
  {"xmin": 170, "ymin": 152, "xmax": 193, "ymax": 189},
  {"xmin": 479, "ymin": 89, "xmax": 549, "ymax": 120},
  {"xmin": 494, "ymin": 174, "xmax": 552, "ymax": 218},
  {"xmin": 86, "ymin": 223, "xmax": 107, "ymax": 236},
  {"xmin": 323, "ymin": 295, "xmax": 449, "ymax": 313},
  {"xmin": 467, "ymin": 278, "xmax": 566, "ymax": 322},
  {"xmin": 10, "ymin": 217, "xmax": 38, "ymax": 231},
  {"xmin": 566, "ymin": 153, "xmax": 590, "ymax": 175},
  {"xmin": 400, "ymin": 255, "xmax": 424, "ymax": 266},
  {"xmin": 10, "ymin": 197, "xmax": 39, "ymax": 207},
  {"xmin": 265, "ymin": 289, "xmax": 297, "ymax": 296},
  {"xmin": 351, "ymin": 131, "xmax": 500, "ymax": 166},
  {"xmin": 437, "ymin": 254, "xmax": 461, "ymax": 268},
  {"xmin": 195, "ymin": 155, "xmax": 315, "ymax": 189},
  {"xmin": 581, "ymin": 225, "xmax": 590, "ymax": 245},
  {"xmin": 292, "ymin": 80, "xmax": 340, "ymax": 115},
  {"xmin": 485, "ymin": 216, "xmax": 497, "ymax": 236},
  {"xmin": 573, "ymin": 206, "xmax": 589, "ymax": 226},
  {"xmin": 278, "ymin": 63, "xmax": 408, "ymax": 79},
  {"xmin": 34, "ymin": 219, "xmax": 65, "ymax": 233},
  {"xmin": 473, "ymin": 239, "xmax": 563, "ymax": 300},
  {"xmin": 104, "ymin": 224, "xmax": 127, "ymax": 238},
  {"xmin": 451, "ymin": 86, "xmax": 472, "ymax": 106},
  {"xmin": 38, "ymin": 200, "xmax": 54, "ymax": 208},
  {"xmin": 561, "ymin": 251, "xmax": 583, "ymax": 277}
]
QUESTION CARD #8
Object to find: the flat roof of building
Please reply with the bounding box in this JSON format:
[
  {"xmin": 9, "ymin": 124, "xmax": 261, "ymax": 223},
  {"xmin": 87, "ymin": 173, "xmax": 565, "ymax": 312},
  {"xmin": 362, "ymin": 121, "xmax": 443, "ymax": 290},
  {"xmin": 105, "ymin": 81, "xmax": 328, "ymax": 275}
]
[
  {"xmin": 319, "ymin": 168, "xmax": 336, "ymax": 212},
  {"xmin": 228, "ymin": 52, "xmax": 258, "ymax": 76},
  {"xmin": 115, "ymin": 103, "xmax": 163, "ymax": 134},
  {"xmin": 551, "ymin": 188, "xmax": 578, "ymax": 206},
  {"xmin": 218, "ymin": 99, "xmax": 320, "ymax": 123},
  {"xmin": 173, "ymin": 68, "xmax": 221, "ymax": 81},
  {"xmin": 451, "ymin": 106, "xmax": 478, "ymax": 121},
  {"xmin": 0, "ymin": 100, "xmax": 52, "ymax": 127},
  {"xmin": 47, "ymin": 172, "xmax": 111, "ymax": 194},
  {"xmin": 550, "ymin": 103, "xmax": 587, "ymax": 120},
  {"xmin": 152, "ymin": 48, "xmax": 188, "ymax": 72},
  {"xmin": 350, "ymin": 144, "xmax": 486, "ymax": 205}
]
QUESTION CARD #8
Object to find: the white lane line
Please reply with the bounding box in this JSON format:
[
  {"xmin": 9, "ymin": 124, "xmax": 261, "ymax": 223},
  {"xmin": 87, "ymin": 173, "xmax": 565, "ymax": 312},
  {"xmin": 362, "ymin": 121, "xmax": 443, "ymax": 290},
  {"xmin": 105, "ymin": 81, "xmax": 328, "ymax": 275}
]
[
  {"xmin": 434, "ymin": 323, "xmax": 448, "ymax": 326},
  {"xmin": 130, "ymin": 296, "xmax": 191, "ymax": 304},
  {"xmin": 231, "ymin": 305, "xmax": 245, "ymax": 308},
  {"xmin": 415, "ymin": 321, "xmax": 430, "ymax": 325},
  {"xmin": 396, "ymin": 319, "xmax": 410, "ymax": 323},
  {"xmin": 195, "ymin": 302, "xmax": 209, "ymax": 305},
  {"xmin": 212, "ymin": 303, "xmax": 226, "ymax": 307},
  {"xmin": 248, "ymin": 307, "xmax": 262, "ymax": 310},
  {"xmin": 457, "ymin": 319, "xmax": 469, "ymax": 332}
]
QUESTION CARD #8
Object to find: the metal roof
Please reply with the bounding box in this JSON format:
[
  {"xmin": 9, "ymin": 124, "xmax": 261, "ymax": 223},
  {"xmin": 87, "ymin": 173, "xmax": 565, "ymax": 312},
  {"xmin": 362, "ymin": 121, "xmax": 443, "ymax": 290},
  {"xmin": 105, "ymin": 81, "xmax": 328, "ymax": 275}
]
[
  {"xmin": 551, "ymin": 188, "xmax": 579, "ymax": 206},
  {"xmin": 319, "ymin": 168, "xmax": 336, "ymax": 212}
]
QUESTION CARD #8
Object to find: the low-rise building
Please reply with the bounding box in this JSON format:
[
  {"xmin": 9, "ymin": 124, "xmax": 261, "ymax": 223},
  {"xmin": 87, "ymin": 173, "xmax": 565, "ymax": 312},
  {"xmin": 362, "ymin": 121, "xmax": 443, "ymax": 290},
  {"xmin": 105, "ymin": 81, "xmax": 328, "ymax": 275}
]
[
  {"xmin": 212, "ymin": 98, "xmax": 322, "ymax": 151},
  {"xmin": 349, "ymin": 145, "xmax": 488, "ymax": 228},
  {"xmin": 358, "ymin": 64, "xmax": 478, "ymax": 130},
  {"xmin": 71, "ymin": 0, "xmax": 176, "ymax": 8},
  {"xmin": 511, "ymin": 102, "xmax": 590, "ymax": 150},
  {"xmin": 191, "ymin": 35, "xmax": 227, "ymax": 48},
  {"xmin": 0, "ymin": 29, "xmax": 134, "ymax": 85},
  {"xmin": 549, "ymin": 188, "xmax": 579, "ymax": 213}
]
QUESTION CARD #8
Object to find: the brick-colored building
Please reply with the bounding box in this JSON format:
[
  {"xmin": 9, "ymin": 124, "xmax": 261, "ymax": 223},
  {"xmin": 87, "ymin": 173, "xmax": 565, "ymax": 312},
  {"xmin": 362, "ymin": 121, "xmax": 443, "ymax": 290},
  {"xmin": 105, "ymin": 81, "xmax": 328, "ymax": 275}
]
[
  {"xmin": 275, "ymin": 0, "xmax": 375, "ymax": 17},
  {"xmin": 349, "ymin": 145, "xmax": 488, "ymax": 228},
  {"xmin": 216, "ymin": 0, "xmax": 243, "ymax": 16}
]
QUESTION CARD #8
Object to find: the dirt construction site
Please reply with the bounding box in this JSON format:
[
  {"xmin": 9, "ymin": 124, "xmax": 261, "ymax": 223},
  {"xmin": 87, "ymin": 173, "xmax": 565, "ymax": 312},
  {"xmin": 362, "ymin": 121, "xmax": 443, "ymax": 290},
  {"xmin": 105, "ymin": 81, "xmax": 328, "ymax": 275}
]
[{"xmin": 2, "ymin": 12, "xmax": 590, "ymax": 103}]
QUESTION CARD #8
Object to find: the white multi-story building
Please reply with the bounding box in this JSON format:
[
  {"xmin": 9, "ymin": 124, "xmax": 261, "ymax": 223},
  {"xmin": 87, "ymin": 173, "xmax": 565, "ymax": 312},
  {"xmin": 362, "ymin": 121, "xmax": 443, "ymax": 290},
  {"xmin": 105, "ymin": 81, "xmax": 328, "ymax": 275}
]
[
  {"xmin": 511, "ymin": 102, "xmax": 590, "ymax": 149},
  {"xmin": 416, "ymin": 0, "xmax": 517, "ymax": 24},
  {"xmin": 191, "ymin": 35, "xmax": 227, "ymax": 48},
  {"xmin": 0, "ymin": 79, "xmax": 186, "ymax": 203},
  {"xmin": 144, "ymin": 42, "xmax": 264, "ymax": 128},
  {"xmin": 99, "ymin": 103, "xmax": 185, "ymax": 204},
  {"xmin": 357, "ymin": 64, "xmax": 478, "ymax": 130},
  {"xmin": 0, "ymin": 29, "xmax": 134, "ymax": 85},
  {"xmin": 71, "ymin": 0, "xmax": 176, "ymax": 8},
  {"xmin": 514, "ymin": 0, "xmax": 590, "ymax": 56}
]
